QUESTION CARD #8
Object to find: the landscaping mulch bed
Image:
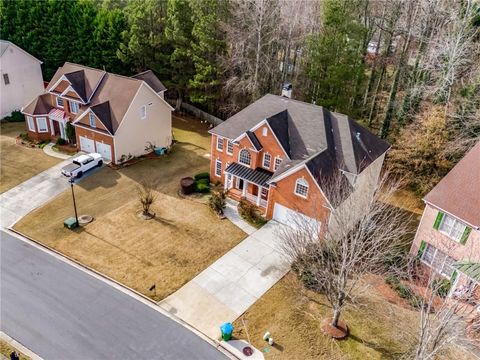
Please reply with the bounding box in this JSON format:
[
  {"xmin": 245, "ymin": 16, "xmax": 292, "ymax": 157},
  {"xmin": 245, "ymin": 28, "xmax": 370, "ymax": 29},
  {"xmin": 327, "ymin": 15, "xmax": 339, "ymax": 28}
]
[{"xmin": 320, "ymin": 318, "xmax": 349, "ymax": 339}]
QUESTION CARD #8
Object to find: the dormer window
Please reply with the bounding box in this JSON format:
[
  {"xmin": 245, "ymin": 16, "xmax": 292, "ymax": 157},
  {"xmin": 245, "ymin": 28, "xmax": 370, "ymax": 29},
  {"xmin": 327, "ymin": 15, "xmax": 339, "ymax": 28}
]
[
  {"xmin": 89, "ymin": 113, "xmax": 96, "ymax": 128},
  {"xmin": 239, "ymin": 149, "xmax": 251, "ymax": 166},
  {"xmin": 56, "ymin": 96, "xmax": 64, "ymax": 108},
  {"xmin": 294, "ymin": 178, "xmax": 309, "ymax": 198}
]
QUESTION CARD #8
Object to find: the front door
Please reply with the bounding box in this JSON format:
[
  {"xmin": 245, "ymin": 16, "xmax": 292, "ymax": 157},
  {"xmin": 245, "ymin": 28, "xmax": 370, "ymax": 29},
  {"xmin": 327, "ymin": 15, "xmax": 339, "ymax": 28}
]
[
  {"xmin": 53, "ymin": 120, "xmax": 61, "ymax": 136},
  {"xmin": 237, "ymin": 178, "xmax": 244, "ymax": 190}
]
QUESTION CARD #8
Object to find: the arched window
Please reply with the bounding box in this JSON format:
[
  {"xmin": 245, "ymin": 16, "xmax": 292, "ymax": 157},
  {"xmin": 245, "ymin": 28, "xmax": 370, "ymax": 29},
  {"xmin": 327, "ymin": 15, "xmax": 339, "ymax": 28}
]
[
  {"xmin": 239, "ymin": 149, "xmax": 251, "ymax": 166},
  {"xmin": 294, "ymin": 178, "xmax": 309, "ymax": 198}
]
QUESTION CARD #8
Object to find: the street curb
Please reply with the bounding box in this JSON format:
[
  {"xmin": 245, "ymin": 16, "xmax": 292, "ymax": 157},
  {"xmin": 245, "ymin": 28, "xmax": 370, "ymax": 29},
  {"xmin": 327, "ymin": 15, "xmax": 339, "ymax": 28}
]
[
  {"xmin": 5, "ymin": 228, "xmax": 239, "ymax": 360},
  {"xmin": 0, "ymin": 331, "xmax": 43, "ymax": 360}
]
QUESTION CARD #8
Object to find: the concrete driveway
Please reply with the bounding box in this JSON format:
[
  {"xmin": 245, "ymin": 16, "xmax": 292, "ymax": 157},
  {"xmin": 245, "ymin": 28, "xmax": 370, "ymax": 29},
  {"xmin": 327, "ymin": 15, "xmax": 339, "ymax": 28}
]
[
  {"xmin": 160, "ymin": 221, "xmax": 290, "ymax": 339},
  {"xmin": 0, "ymin": 156, "xmax": 101, "ymax": 228}
]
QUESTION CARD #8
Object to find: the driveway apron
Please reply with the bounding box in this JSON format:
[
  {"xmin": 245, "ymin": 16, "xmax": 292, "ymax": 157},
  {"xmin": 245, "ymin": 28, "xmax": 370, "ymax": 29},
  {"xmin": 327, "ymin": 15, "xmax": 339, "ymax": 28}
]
[{"xmin": 160, "ymin": 220, "xmax": 290, "ymax": 339}]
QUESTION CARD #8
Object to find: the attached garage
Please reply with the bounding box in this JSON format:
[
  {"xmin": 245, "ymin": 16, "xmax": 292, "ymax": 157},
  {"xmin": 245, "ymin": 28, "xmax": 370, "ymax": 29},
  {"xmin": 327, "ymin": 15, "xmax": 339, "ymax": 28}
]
[
  {"xmin": 95, "ymin": 141, "xmax": 112, "ymax": 161},
  {"xmin": 273, "ymin": 203, "xmax": 321, "ymax": 232},
  {"xmin": 79, "ymin": 136, "xmax": 94, "ymax": 153}
]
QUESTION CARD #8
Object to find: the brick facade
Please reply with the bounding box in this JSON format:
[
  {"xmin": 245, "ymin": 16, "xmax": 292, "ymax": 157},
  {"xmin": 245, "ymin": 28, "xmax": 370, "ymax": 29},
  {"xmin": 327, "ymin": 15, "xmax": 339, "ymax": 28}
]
[
  {"xmin": 210, "ymin": 128, "xmax": 330, "ymax": 224},
  {"xmin": 75, "ymin": 125, "xmax": 115, "ymax": 161}
]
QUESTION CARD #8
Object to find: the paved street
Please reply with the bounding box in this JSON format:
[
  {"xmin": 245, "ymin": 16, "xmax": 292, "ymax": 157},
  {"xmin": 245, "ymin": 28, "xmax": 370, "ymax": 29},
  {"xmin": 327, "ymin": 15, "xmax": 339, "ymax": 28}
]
[{"xmin": 0, "ymin": 230, "xmax": 228, "ymax": 360}]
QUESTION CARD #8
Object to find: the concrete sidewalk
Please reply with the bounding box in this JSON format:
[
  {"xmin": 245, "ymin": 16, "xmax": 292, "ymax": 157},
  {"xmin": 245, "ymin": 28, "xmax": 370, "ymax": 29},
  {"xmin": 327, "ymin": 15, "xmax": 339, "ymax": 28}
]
[
  {"xmin": 160, "ymin": 220, "xmax": 290, "ymax": 339},
  {"xmin": 0, "ymin": 158, "xmax": 74, "ymax": 228},
  {"xmin": 42, "ymin": 142, "xmax": 71, "ymax": 159}
]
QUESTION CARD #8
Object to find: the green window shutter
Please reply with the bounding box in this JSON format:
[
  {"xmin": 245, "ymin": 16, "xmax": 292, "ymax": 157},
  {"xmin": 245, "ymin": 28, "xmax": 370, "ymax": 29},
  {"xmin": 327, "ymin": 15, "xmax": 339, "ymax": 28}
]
[
  {"xmin": 433, "ymin": 211, "xmax": 444, "ymax": 230},
  {"xmin": 417, "ymin": 240, "xmax": 426, "ymax": 258},
  {"xmin": 460, "ymin": 227, "xmax": 472, "ymax": 245},
  {"xmin": 450, "ymin": 270, "xmax": 458, "ymax": 283}
]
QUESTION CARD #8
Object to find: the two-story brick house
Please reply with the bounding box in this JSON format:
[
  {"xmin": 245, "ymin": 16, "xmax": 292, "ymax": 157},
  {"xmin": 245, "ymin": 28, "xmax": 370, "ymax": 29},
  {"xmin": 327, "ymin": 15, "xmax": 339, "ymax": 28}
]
[
  {"xmin": 21, "ymin": 62, "xmax": 172, "ymax": 163},
  {"xmin": 411, "ymin": 141, "xmax": 480, "ymax": 294},
  {"xmin": 209, "ymin": 94, "xmax": 390, "ymax": 230}
]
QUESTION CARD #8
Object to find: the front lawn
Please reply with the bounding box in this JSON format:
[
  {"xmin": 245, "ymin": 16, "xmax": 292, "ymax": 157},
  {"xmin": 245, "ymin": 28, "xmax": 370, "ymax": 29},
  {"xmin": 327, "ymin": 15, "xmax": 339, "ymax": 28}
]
[
  {"xmin": 232, "ymin": 273, "xmax": 473, "ymax": 360},
  {"xmin": 0, "ymin": 340, "xmax": 30, "ymax": 360},
  {"xmin": 0, "ymin": 122, "xmax": 62, "ymax": 193},
  {"xmin": 14, "ymin": 115, "xmax": 246, "ymax": 301}
]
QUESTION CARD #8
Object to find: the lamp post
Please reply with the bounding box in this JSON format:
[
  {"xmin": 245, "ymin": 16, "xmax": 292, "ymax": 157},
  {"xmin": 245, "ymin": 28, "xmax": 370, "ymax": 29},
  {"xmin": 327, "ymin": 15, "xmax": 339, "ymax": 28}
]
[{"xmin": 69, "ymin": 177, "xmax": 79, "ymax": 226}]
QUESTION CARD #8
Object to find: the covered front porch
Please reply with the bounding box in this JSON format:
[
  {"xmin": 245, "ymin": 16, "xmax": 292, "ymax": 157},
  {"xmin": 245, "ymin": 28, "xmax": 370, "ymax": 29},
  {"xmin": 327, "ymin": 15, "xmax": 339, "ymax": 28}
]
[
  {"xmin": 48, "ymin": 108, "xmax": 69, "ymax": 141},
  {"xmin": 224, "ymin": 163, "xmax": 272, "ymax": 210}
]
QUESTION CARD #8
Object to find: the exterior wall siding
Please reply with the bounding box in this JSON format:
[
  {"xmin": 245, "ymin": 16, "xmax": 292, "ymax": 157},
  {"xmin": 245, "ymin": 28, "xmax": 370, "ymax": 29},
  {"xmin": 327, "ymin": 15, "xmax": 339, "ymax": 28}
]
[
  {"xmin": 1, "ymin": 44, "xmax": 44, "ymax": 118},
  {"xmin": 113, "ymin": 83, "xmax": 172, "ymax": 163},
  {"xmin": 411, "ymin": 203, "xmax": 480, "ymax": 263}
]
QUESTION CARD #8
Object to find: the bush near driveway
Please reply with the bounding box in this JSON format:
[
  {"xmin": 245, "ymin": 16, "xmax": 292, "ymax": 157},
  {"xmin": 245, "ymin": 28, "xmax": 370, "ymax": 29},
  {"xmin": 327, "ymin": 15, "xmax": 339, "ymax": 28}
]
[{"xmin": 14, "ymin": 115, "xmax": 247, "ymax": 301}]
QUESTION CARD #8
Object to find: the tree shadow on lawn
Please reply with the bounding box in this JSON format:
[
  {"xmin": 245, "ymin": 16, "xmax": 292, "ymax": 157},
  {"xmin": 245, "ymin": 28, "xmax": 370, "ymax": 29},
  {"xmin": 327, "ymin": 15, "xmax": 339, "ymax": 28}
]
[
  {"xmin": 347, "ymin": 332, "xmax": 405, "ymax": 359},
  {"xmin": 73, "ymin": 226, "xmax": 155, "ymax": 267}
]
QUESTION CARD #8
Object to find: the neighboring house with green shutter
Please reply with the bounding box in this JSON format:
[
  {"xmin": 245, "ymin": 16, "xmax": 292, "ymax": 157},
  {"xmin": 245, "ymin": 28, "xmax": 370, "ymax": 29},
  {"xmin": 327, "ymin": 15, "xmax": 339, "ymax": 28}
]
[{"xmin": 411, "ymin": 141, "xmax": 480, "ymax": 294}]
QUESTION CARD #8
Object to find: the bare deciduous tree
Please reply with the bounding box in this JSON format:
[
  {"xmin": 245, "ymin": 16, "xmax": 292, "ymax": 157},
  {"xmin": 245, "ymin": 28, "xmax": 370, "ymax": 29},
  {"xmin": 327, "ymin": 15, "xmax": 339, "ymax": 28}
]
[
  {"xmin": 279, "ymin": 173, "xmax": 413, "ymax": 334},
  {"xmin": 136, "ymin": 179, "xmax": 157, "ymax": 218},
  {"xmin": 403, "ymin": 270, "xmax": 477, "ymax": 360}
]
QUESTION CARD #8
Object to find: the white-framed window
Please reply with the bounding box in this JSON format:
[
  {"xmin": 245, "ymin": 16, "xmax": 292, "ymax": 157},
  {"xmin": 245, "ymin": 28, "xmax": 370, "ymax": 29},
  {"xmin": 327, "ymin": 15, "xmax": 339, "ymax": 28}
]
[
  {"xmin": 274, "ymin": 156, "xmax": 282, "ymax": 171},
  {"xmin": 140, "ymin": 105, "xmax": 146, "ymax": 119},
  {"xmin": 261, "ymin": 187, "xmax": 268, "ymax": 198},
  {"xmin": 69, "ymin": 101, "xmax": 79, "ymax": 114},
  {"xmin": 227, "ymin": 140, "xmax": 233, "ymax": 155},
  {"xmin": 56, "ymin": 96, "xmax": 64, "ymax": 108},
  {"xmin": 215, "ymin": 159, "xmax": 222, "ymax": 177},
  {"xmin": 421, "ymin": 243, "xmax": 456, "ymax": 278},
  {"xmin": 89, "ymin": 113, "xmax": 96, "ymax": 128},
  {"xmin": 262, "ymin": 127, "xmax": 268, "ymax": 136},
  {"xmin": 216, "ymin": 137, "xmax": 224, "ymax": 151},
  {"xmin": 439, "ymin": 214, "xmax": 467, "ymax": 242},
  {"xmin": 3, "ymin": 73, "xmax": 10, "ymax": 85},
  {"xmin": 294, "ymin": 178, "xmax": 309, "ymax": 198},
  {"xmin": 27, "ymin": 116, "xmax": 35, "ymax": 132},
  {"xmin": 239, "ymin": 149, "xmax": 251, "ymax": 166},
  {"xmin": 263, "ymin": 153, "xmax": 271, "ymax": 169},
  {"xmin": 36, "ymin": 117, "xmax": 48, "ymax": 133}
]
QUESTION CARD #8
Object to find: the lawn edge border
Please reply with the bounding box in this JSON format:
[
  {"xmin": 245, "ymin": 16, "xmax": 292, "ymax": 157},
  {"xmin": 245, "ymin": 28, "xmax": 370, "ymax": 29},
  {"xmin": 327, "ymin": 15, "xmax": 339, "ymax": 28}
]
[
  {"xmin": 5, "ymin": 228, "xmax": 240, "ymax": 360},
  {"xmin": 0, "ymin": 330, "xmax": 43, "ymax": 360}
]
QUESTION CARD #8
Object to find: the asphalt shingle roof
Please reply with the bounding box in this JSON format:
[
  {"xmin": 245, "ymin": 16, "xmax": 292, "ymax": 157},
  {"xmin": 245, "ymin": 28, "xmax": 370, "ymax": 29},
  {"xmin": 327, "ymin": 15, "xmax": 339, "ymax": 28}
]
[
  {"xmin": 211, "ymin": 94, "xmax": 390, "ymax": 200},
  {"xmin": 424, "ymin": 141, "xmax": 480, "ymax": 227}
]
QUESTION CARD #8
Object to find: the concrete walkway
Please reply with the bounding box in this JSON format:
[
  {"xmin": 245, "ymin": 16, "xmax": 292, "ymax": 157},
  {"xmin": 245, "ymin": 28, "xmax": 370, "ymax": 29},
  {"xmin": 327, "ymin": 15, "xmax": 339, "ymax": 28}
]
[
  {"xmin": 224, "ymin": 198, "xmax": 257, "ymax": 235},
  {"xmin": 42, "ymin": 142, "xmax": 71, "ymax": 159},
  {"xmin": 160, "ymin": 218, "xmax": 290, "ymax": 339},
  {"xmin": 0, "ymin": 158, "xmax": 74, "ymax": 228}
]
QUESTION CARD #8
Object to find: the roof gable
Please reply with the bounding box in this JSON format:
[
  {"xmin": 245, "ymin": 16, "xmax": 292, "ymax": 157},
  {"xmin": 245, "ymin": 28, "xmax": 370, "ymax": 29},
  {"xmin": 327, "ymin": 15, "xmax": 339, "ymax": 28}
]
[
  {"xmin": 64, "ymin": 70, "xmax": 87, "ymax": 102},
  {"xmin": 131, "ymin": 70, "xmax": 166, "ymax": 93}
]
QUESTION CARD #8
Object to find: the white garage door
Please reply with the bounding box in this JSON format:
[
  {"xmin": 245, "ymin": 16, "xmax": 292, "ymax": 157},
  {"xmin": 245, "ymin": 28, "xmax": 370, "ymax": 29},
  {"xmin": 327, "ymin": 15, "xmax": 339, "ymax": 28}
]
[
  {"xmin": 273, "ymin": 203, "xmax": 320, "ymax": 232},
  {"xmin": 79, "ymin": 136, "xmax": 94, "ymax": 153},
  {"xmin": 95, "ymin": 141, "xmax": 112, "ymax": 161}
]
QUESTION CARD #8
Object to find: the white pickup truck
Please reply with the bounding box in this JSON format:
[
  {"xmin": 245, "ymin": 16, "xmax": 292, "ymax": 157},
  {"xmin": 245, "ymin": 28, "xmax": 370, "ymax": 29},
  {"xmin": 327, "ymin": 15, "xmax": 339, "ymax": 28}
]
[{"xmin": 61, "ymin": 153, "xmax": 103, "ymax": 178}]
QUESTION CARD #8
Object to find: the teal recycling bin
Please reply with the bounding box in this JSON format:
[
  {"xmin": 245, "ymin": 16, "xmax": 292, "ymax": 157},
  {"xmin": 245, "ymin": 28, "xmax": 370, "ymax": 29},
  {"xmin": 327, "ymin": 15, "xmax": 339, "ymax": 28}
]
[{"xmin": 220, "ymin": 322, "xmax": 233, "ymax": 341}]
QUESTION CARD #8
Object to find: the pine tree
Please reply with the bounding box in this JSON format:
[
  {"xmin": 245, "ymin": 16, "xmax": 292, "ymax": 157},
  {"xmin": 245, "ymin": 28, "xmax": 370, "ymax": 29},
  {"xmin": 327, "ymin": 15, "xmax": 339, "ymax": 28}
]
[
  {"xmin": 164, "ymin": 0, "xmax": 195, "ymax": 103},
  {"xmin": 189, "ymin": 0, "xmax": 226, "ymax": 111},
  {"xmin": 303, "ymin": 0, "xmax": 367, "ymax": 114}
]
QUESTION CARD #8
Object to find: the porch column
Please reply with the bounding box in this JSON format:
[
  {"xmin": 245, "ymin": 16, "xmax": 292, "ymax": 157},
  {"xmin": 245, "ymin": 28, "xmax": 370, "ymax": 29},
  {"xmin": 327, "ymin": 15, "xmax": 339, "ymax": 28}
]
[
  {"xmin": 50, "ymin": 118, "xmax": 54, "ymax": 136},
  {"xmin": 224, "ymin": 173, "xmax": 228, "ymax": 190},
  {"xmin": 256, "ymin": 186, "xmax": 262, "ymax": 206},
  {"xmin": 242, "ymin": 180, "xmax": 247, "ymax": 197}
]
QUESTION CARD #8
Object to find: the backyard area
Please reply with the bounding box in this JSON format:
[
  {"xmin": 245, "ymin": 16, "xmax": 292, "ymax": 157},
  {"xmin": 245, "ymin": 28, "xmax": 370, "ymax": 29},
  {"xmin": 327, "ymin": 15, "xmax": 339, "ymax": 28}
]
[
  {"xmin": 13, "ymin": 115, "xmax": 246, "ymax": 301},
  {"xmin": 232, "ymin": 272, "xmax": 475, "ymax": 360},
  {"xmin": 0, "ymin": 122, "xmax": 62, "ymax": 193}
]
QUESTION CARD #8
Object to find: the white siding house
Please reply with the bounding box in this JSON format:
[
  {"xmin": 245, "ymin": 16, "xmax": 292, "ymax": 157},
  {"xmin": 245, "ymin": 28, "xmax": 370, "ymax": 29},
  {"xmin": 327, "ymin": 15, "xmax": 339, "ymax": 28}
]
[{"xmin": 0, "ymin": 40, "xmax": 44, "ymax": 118}]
